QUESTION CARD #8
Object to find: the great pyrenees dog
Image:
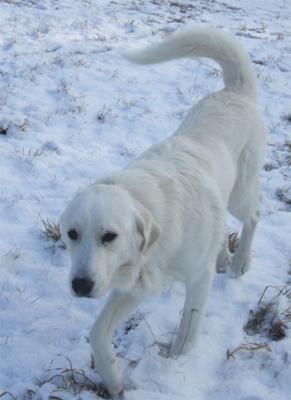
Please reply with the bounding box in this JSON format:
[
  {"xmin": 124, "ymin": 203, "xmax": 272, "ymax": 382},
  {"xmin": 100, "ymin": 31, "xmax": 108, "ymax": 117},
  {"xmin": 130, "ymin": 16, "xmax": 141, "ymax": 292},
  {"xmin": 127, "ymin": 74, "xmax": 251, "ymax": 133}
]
[{"xmin": 61, "ymin": 26, "xmax": 266, "ymax": 397}]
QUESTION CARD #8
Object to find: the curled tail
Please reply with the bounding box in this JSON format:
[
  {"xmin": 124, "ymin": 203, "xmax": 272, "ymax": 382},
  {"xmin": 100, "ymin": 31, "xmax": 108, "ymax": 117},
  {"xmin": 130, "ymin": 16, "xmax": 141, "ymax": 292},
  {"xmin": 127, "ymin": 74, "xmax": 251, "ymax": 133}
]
[{"xmin": 123, "ymin": 26, "xmax": 257, "ymax": 99}]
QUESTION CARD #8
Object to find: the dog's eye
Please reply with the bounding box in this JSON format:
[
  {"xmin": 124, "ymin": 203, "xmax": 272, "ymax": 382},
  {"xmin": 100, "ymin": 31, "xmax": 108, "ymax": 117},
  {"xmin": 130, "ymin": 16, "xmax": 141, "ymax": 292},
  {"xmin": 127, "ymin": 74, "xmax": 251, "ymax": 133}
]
[
  {"xmin": 101, "ymin": 232, "xmax": 118, "ymax": 245},
  {"xmin": 68, "ymin": 229, "xmax": 79, "ymax": 241}
]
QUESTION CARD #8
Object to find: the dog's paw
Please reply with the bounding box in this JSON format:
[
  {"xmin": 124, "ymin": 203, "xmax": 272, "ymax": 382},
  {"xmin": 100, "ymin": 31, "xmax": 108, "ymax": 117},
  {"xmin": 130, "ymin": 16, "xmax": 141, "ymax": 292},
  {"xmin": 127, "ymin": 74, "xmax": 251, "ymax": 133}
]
[
  {"xmin": 215, "ymin": 249, "xmax": 231, "ymax": 274},
  {"xmin": 158, "ymin": 341, "xmax": 181, "ymax": 359},
  {"xmin": 216, "ymin": 263, "xmax": 227, "ymax": 274},
  {"xmin": 99, "ymin": 380, "xmax": 124, "ymax": 400},
  {"xmin": 230, "ymin": 256, "xmax": 250, "ymax": 278}
]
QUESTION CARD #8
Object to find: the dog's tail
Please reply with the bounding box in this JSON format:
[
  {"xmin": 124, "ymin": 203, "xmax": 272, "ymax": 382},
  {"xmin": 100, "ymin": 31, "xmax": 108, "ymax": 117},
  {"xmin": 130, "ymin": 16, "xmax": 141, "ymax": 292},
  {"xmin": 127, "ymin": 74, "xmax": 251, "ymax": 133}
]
[{"xmin": 123, "ymin": 26, "xmax": 257, "ymax": 99}]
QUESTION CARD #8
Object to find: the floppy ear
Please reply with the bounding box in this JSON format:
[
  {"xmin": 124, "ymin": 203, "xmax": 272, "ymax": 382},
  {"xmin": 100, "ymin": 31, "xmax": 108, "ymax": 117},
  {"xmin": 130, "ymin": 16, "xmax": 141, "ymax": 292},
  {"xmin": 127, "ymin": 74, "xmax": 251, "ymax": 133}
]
[{"xmin": 136, "ymin": 207, "xmax": 160, "ymax": 253}]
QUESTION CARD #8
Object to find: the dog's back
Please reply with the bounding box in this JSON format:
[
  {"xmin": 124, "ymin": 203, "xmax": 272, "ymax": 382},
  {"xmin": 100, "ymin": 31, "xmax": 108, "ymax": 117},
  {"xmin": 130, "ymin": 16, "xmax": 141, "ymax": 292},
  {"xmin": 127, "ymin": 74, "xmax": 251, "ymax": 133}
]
[{"xmin": 123, "ymin": 26, "xmax": 266, "ymax": 206}]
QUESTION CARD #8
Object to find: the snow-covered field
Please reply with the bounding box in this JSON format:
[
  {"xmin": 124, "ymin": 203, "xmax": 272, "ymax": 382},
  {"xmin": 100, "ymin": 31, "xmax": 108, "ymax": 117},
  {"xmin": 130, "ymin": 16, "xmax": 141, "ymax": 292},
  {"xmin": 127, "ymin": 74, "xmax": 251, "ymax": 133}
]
[{"xmin": 0, "ymin": 0, "xmax": 291, "ymax": 399}]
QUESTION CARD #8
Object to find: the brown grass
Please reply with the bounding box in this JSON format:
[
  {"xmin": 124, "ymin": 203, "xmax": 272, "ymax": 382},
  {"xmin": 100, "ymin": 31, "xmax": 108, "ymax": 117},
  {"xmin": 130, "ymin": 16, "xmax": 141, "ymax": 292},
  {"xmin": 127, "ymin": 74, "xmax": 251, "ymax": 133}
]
[
  {"xmin": 276, "ymin": 187, "xmax": 291, "ymax": 206},
  {"xmin": 227, "ymin": 342, "xmax": 272, "ymax": 360},
  {"xmin": 33, "ymin": 357, "xmax": 110, "ymax": 399},
  {"xmin": 228, "ymin": 232, "xmax": 239, "ymax": 254},
  {"xmin": 244, "ymin": 285, "xmax": 291, "ymax": 341},
  {"xmin": 40, "ymin": 218, "xmax": 62, "ymax": 242}
]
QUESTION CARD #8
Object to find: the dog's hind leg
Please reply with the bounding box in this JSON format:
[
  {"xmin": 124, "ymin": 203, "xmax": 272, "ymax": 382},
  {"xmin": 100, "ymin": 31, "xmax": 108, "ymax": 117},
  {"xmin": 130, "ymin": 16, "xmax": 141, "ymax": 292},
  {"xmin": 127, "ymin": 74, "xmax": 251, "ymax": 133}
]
[
  {"xmin": 230, "ymin": 210, "xmax": 259, "ymax": 277},
  {"xmin": 166, "ymin": 268, "xmax": 214, "ymax": 358},
  {"xmin": 228, "ymin": 147, "xmax": 262, "ymax": 277}
]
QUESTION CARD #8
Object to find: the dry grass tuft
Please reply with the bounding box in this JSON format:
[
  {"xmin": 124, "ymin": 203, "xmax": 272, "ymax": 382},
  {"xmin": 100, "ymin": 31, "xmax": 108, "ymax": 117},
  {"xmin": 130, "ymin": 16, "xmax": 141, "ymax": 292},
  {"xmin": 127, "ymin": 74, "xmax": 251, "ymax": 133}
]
[
  {"xmin": 96, "ymin": 105, "xmax": 113, "ymax": 123},
  {"xmin": 40, "ymin": 218, "xmax": 62, "ymax": 242},
  {"xmin": 114, "ymin": 312, "xmax": 143, "ymax": 351},
  {"xmin": 228, "ymin": 232, "xmax": 239, "ymax": 254},
  {"xmin": 276, "ymin": 186, "xmax": 291, "ymax": 207},
  {"xmin": 268, "ymin": 320, "xmax": 288, "ymax": 341},
  {"xmin": 33, "ymin": 357, "xmax": 110, "ymax": 399},
  {"xmin": 244, "ymin": 285, "xmax": 291, "ymax": 341},
  {"xmin": 226, "ymin": 342, "xmax": 272, "ymax": 360},
  {"xmin": 123, "ymin": 314, "xmax": 141, "ymax": 335},
  {"xmin": 283, "ymin": 139, "xmax": 291, "ymax": 167}
]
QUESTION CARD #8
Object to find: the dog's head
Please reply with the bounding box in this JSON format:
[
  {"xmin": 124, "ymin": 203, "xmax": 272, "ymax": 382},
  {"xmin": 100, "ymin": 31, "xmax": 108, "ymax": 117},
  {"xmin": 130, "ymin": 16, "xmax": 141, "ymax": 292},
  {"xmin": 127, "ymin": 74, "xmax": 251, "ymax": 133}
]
[{"xmin": 61, "ymin": 184, "xmax": 160, "ymax": 298}]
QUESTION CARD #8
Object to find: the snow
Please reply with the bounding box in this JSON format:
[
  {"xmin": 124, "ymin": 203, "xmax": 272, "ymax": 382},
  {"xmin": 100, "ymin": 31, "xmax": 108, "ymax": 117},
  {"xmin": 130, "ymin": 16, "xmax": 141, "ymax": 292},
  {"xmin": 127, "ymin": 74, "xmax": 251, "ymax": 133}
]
[{"xmin": 0, "ymin": 0, "xmax": 290, "ymax": 399}]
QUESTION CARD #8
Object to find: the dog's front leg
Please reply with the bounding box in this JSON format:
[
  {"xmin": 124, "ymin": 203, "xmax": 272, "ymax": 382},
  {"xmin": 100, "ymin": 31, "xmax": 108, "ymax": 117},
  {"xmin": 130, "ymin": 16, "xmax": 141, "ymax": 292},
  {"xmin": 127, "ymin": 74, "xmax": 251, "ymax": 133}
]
[
  {"xmin": 168, "ymin": 269, "xmax": 214, "ymax": 358},
  {"xmin": 89, "ymin": 289, "xmax": 141, "ymax": 397}
]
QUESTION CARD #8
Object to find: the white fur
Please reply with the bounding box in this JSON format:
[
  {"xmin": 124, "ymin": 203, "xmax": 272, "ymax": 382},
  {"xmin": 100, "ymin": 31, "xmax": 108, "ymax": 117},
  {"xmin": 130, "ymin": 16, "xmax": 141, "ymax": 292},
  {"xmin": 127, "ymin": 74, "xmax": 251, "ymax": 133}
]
[{"xmin": 61, "ymin": 26, "xmax": 266, "ymax": 397}]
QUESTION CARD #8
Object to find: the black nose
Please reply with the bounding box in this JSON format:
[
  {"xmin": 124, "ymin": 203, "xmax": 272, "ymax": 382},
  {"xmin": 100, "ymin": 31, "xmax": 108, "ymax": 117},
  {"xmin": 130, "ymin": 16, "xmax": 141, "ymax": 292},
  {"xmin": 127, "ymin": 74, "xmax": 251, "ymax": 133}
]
[{"xmin": 72, "ymin": 278, "xmax": 94, "ymax": 296}]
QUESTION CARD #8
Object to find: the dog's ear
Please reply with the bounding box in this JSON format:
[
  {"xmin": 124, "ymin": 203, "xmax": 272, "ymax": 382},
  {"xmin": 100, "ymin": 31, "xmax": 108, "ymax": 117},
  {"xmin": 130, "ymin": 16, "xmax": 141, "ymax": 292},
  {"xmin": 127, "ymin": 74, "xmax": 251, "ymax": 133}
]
[{"xmin": 136, "ymin": 207, "xmax": 160, "ymax": 253}]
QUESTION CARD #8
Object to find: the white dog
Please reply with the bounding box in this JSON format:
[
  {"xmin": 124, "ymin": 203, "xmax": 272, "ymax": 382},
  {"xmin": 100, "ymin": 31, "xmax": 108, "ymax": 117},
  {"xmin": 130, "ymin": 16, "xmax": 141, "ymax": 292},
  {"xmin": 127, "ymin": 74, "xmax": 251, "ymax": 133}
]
[{"xmin": 61, "ymin": 26, "xmax": 266, "ymax": 397}]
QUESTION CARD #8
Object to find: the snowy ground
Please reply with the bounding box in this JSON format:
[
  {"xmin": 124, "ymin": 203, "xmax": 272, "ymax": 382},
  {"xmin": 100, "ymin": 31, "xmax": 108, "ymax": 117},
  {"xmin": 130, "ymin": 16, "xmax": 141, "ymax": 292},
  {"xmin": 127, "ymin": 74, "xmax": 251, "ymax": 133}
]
[{"xmin": 0, "ymin": 0, "xmax": 291, "ymax": 399}]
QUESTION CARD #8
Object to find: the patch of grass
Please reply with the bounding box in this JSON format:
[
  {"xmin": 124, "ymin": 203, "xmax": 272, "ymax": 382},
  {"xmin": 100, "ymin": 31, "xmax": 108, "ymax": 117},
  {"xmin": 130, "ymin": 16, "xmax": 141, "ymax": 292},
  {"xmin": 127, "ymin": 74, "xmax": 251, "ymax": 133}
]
[
  {"xmin": 276, "ymin": 187, "xmax": 291, "ymax": 207},
  {"xmin": 125, "ymin": 19, "xmax": 136, "ymax": 33},
  {"xmin": 119, "ymin": 144, "xmax": 139, "ymax": 160},
  {"xmin": 19, "ymin": 147, "xmax": 43, "ymax": 159},
  {"xmin": 283, "ymin": 139, "xmax": 291, "ymax": 166},
  {"xmin": 265, "ymin": 140, "xmax": 291, "ymax": 170},
  {"xmin": 169, "ymin": 1, "xmax": 194, "ymax": 13},
  {"xmin": 35, "ymin": 370, "xmax": 110, "ymax": 399},
  {"xmin": 40, "ymin": 218, "xmax": 62, "ymax": 242},
  {"xmin": 67, "ymin": 96, "xmax": 87, "ymax": 116},
  {"xmin": 18, "ymin": 120, "xmax": 28, "ymax": 132},
  {"xmin": 2, "ymin": 0, "xmax": 37, "ymax": 5},
  {"xmin": 5, "ymin": 248, "xmax": 21, "ymax": 260},
  {"xmin": 58, "ymin": 79, "xmax": 69, "ymax": 95},
  {"xmin": 114, "ymin": 312, "xmax": 143, "ymax": 351},
  {"xmin": 226, "ymin": 342, "xmax": 272, "ymax": 360},
  {"xmin": 244, "ymin": 285, "xmax": 291, "ymax": 341},
  {"xmin": 31, "ymin": 357, "xmax": 111, "ymax": 400},
  {"xmin": 268, "ymin": 320, "xmax": 287, "ymax": 341},
  {"xmin": 96, "ymin": 105, "xmax": 113, "ymax": 123},
  {"xmin": 245, "ymin": 303, "xmax": 279, "ymax": 337},
  {"xmin": 123, "ymin": 314, "xmax": 141, "ymax": 335},
  {"xmin": 120, "ymin": 96, "xmax": 146, "ymax": 109},
  {"xmin": 256, "ymin": 70, "xmax": 272, "ymax": 82}
]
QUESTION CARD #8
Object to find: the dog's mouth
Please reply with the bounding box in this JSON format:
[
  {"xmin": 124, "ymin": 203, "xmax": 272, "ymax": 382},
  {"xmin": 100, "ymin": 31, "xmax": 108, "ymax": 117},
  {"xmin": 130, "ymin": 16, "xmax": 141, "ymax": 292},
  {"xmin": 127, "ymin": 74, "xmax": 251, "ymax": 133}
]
[{"xmin": 73, "ymin": 293, "xmax": 93, "ymax": 298}]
